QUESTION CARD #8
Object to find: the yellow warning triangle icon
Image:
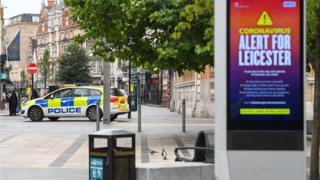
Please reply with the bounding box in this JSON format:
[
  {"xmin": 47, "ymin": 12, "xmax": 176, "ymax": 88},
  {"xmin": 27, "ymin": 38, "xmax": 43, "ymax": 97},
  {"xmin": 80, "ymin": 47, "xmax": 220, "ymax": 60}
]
[{"xmin": 257, "ymin": 11, "xmax": 273, "ymax": 26}]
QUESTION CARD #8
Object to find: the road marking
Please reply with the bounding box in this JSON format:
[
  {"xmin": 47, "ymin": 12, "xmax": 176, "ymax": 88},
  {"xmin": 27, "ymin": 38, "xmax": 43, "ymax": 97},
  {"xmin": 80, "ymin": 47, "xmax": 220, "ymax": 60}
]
[
  {"xmin": 173, "ymin": 134, "xmax": 191, "ymax": 157},
  {"xmin": 49, "ymin": 135, "xmax": 87, "ymax": 167},
  {"xmin": 141, "ymin": 134, "xmax": 149, "ymax": 163},
  {"xmin": 0, "ymin": 135, "xmax": 16, "ymax": 143}
]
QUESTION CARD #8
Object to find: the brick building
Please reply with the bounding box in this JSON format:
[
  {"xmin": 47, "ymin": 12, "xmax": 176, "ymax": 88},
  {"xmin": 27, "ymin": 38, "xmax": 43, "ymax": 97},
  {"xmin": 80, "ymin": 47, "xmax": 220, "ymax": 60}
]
[
  {"xmin": 4, "ymin": 13, "xmax": 39, "ymax": 88},
  {"xmin": 36, "ymin": 0, "xmax": 103, "ymax": 87}
]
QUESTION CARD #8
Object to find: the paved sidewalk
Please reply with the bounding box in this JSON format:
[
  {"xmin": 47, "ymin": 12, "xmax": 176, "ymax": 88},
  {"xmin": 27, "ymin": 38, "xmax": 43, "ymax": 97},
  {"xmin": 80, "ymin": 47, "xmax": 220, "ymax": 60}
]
[
  {"xmin": 0, "ymin": 107, "xmax": 9, "ymax": 116},
  {"xmin": 1, "ymin": 105, "xmax": 315, "ymax": 180},
  {"xmin": 0, "ymin": 105, "xmax": 213, "ymax": 180},
  {"xmin": 102, "ymin": 105, "xmax": 214, "ymax": 163}
]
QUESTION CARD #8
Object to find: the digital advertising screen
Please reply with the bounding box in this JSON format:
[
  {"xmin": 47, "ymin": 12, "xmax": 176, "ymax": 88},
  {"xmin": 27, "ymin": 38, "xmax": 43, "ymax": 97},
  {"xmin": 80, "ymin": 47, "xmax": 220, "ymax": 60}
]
[{"xmin": 227, "ymin": 0, "xmax": 304, "ymax": 132}]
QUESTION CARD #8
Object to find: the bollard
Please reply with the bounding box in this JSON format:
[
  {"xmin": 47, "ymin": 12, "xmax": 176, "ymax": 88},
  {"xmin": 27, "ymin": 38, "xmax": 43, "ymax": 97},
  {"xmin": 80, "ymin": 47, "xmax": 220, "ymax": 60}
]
[
  {"xmin": 138, "ymin": 80, "xmax": 141, "ymax": 132},
  {"xmin": 182, "ymin": 99, "xmax": 186, "ymax": 132},
  {"xmin": 128, "ymin": 95, "xmax": 132, "ymax": 119},
  {"xmin": 138, "ymin": 100, "xmax": 141, "ymax": 132},
  {"xmin": 96, "ymin": 102, "xmax": 100, "ymax": 131}
]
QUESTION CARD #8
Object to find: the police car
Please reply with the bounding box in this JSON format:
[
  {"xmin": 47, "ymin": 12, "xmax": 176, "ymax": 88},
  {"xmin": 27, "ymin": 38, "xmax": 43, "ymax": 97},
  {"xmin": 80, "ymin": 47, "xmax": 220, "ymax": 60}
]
[{"xmin": 21, "ymin": 86, "xmax": 129, "ymax": 122}]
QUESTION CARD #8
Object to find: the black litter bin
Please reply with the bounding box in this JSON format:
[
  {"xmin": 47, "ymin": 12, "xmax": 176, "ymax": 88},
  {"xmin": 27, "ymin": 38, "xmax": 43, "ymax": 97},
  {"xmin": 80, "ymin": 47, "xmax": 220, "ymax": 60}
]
[
  {"xmin": 89, "ymin": 129, "xmax": 135, "ymax": 180},
  {"xmin": 175, "ymin": 130, "xmax": 214, "ymax": 163}
]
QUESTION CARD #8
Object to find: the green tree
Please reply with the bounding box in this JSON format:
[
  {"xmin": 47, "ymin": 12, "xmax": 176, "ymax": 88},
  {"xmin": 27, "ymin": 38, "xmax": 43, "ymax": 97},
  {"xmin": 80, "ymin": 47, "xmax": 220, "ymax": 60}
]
[
  {"xmin": 39, "ymin": 49, "xmax": 50, "ymax": 89},
  {"xmin": 64, "ymin": 0, "xmax": 214, "ymax": 74},
  {"xmin": 153, "ymin": 0, "xmax": 214, "ymax": 73},
  {"xmin": 307, "ymin": 0, "xmax": 320, "ymax": 179},
  {"xmin": 58, "ymin": 43, "xmax": 92, "ymax": 84}
]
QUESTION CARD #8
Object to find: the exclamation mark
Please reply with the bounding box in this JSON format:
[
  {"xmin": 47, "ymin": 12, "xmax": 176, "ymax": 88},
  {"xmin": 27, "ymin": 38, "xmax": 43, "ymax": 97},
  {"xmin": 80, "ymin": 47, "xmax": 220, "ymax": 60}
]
[{"xmin": 263, "ymin": 13, "xmax": 267, "ymax": 24}]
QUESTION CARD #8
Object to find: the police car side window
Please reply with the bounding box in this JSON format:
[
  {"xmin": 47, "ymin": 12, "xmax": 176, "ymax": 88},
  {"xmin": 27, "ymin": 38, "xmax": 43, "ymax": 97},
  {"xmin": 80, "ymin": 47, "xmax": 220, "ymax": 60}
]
[
  {"xmin": 72, "ymin": 89, "xmax": 89, "ymax": 97},
  {"xmin": 89, "ymin": 89, "xmax": 102, "ymax": 96},
  {"xmin": 60, "ymin": 89, "xmax": 72, "ymax": 98},
  {"xmin": 53, "ymin": 89, "xmax": 72, "ymax": 98},
  {"xmin": 53, "ymin": 91, "xmax": 61, "ymax": 98}
]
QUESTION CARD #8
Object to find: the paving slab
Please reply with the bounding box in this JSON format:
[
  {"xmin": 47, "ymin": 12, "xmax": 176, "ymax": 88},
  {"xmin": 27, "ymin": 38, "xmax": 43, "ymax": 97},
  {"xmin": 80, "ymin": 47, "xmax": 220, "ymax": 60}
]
[{"xmin": 0, "ymin": 106, "xmax": 214, "ymax": 179}]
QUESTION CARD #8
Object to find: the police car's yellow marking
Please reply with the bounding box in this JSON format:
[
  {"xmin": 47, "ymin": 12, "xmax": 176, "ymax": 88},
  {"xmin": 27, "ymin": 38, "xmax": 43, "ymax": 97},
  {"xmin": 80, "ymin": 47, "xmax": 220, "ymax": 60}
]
[
  {"xmin": 27, "ymin": 100, "xmax": 36, "ymax": 107},
  {"xmin": 48, "ymin": 99, "xmax": 61, "ymax": 108},
  {"xmin": 74, "ymin": 97, "xmax": 88, "ymax": 106}
]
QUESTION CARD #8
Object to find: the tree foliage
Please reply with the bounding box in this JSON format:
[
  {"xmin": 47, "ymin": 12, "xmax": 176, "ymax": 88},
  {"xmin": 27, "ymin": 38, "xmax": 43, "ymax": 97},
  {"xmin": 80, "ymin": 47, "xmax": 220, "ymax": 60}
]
[
  {"xmin": 64, "ymin": 0, "xmax": 214, "ymax": 74},
  {"xmin": 39, "ymin": 49, "xmax": 50, "ymax": 89},
  {"xmin": 159, "ymin": 0, "xmax": 214, "ymax": 72},
  {"xmin": 307, "ymin": 0, "xmax": 320, "ymax": 68},
  {"xmin": 58, "ymin": 43, "xmax": 92, "ymax": 84},
  {"xmin": 307, "ymin": 0, "xmax": 320, "ymax": 179}
]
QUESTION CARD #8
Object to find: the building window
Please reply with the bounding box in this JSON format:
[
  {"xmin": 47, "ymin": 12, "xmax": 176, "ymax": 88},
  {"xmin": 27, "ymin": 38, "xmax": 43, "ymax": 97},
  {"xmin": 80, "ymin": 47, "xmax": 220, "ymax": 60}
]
[
  {"xmin": 95, "ymin": 60, "xmax": 100, "ymax": 73},
  {"xmin": 68, "ymin": 30, "xmax": 73, "ymax": 39},
  {"xmin": 54, "ymin": 18, "xmax": 60, "ymax": 26},
  {"xmin": 51, "ymin": 46, "xmax": 57, "ymax": 58},
  {"xmin": 32, "ymin": 16, "xmax": 39, "ymax": 23},
  {"xmin": 65, "ymin": 16, "xmax": 69, "ymax": 26},
  {"xmin": 48, "ymin": 20, "xmax": 53, "ymax": 28},
  {"xmin": 42, "ymin": 24, "xmax": 45, "ymax": 32}
]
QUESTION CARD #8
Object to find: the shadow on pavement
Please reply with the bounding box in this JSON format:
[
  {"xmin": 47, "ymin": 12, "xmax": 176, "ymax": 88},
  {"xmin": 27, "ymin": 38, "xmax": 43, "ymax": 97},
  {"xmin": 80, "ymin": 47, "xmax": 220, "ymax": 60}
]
[{"xmin": 114, "ymin": 119, "xmax": 130, "ymax": 123}]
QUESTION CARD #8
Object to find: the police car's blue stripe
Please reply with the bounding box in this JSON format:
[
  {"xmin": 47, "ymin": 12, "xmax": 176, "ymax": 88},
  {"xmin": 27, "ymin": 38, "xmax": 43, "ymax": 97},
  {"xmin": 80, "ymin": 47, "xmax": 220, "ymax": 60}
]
[
  {"xmin": 88, "ymin": 96, "xmax": 101, "ymax": 105},
  {"xmin": 61, "ymin": 97, "xmax": 74, "ymax": 107},
  {"xmin": 61, "ymin": 98, "xmax": 69, "ymax": 107},
  {"xmin": 69, "ymin": 98, "xmax": 74, "ymax": 106},
  {"xmin": 35, "ymin": 99, "xmax": 48, "ymax": 108}
]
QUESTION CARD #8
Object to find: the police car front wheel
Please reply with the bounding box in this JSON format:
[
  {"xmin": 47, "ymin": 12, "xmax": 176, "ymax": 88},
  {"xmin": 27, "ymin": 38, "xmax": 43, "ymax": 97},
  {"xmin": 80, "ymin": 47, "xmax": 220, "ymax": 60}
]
[{"xmin": 28, "ymin": 106, "xmax": 44, "ymax": 122}]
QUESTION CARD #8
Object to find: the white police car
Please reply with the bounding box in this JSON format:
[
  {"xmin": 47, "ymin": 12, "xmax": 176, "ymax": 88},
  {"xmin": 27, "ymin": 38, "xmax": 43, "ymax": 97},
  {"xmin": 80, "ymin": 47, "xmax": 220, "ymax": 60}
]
[{"xmin": 21, "ymin": 86, "xmax": 129, "ymax": 121}]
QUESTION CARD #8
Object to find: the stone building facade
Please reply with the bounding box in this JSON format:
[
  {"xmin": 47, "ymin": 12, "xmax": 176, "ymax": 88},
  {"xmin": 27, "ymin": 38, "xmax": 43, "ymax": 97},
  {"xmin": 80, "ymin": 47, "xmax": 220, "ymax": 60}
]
[
  {"xmin": 305, "ymin": 71, "xmax": 315, "ymax": 121},
  {"xmin": 36, "ymin": 0, "xmax": 103, "ymax": 86},
  {"xmin": 173, "ymin": 66, "xmax": 214, "ymax": 118},
  {"xmin": 4, "ymin": 14, "xmax": 39, "ymax": 86}
]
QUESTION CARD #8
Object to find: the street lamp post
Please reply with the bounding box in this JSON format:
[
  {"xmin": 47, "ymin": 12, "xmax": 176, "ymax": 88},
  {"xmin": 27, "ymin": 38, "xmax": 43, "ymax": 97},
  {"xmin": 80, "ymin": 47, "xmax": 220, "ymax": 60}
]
[
  {"xmin": 103, "ymin": 60, "xmax": 111, "ymax": 124},
  {"xmin": 128, "ymin": 60, "xmax": 131, "ymax": 119},
  {"xmin": 0, "ymin": 2, "xmax": 4, "ymax": 110}
]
